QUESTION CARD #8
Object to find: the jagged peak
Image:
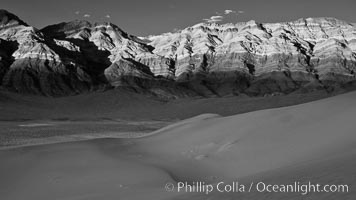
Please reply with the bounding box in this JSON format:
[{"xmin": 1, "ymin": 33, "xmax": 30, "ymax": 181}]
[
  {"xmin": 91, "ymin": 22, "xmax": 127, "ymax": 35},
  {"xmin": 42, "ymin": 20, "xmax": 129, "ymax": 32},
  {"xmin": 41, "ymin": 20, "xmax": 131, "ymax": 37},
  {"xmin": 90, "ymin": 22, "xmax": 146, "ymax": 45},
  {"xmin": 41, "ymin": 20, "xmax": 92, "ymax": 34},
  {"xmin": 93, "ymin": 21, "xmax": 118, "ymax": 28},
  {"xmin": 0, "ymin": 9, "xmax": 28, "ymax": 28},
  {"xmin": 151, "ymin": 20, "xmax": 265, "ymax": 38},
  {"xmin": 149, "ymin": 17, "xmax": 355, "ymax": 39},
  {"xmin": 289, "ymin": 17, "xmax": 352, "ymax": 27}
]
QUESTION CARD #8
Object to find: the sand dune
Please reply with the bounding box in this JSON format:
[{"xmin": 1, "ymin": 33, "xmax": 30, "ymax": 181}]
[
  {"xmin": 1, "ymin": 91, "xmax": 356, "ymax": 199},
  {"xmin": 138, "ymin": 91, "xmax": 356, "ymax": 180}
]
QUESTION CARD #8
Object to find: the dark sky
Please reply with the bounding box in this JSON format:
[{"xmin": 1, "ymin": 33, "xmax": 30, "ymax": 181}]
[{"xmin": 2, "ymin": 0, "xmax": 356, "ymax": 36}]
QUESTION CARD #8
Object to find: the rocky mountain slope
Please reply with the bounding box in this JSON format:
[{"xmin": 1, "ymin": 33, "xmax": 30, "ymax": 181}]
[{"xmin": 0, "ymin": 9, "xmax": 355, "ymax": 97}]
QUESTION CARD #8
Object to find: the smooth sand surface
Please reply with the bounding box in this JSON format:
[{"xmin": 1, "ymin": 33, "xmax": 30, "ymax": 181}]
[{"xmin": 1, "ymin": 91, "xmax": 356, "ymax": 199}]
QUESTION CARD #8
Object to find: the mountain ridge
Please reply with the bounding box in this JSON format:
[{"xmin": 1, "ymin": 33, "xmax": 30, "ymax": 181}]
[{"xmin": 0, "ymin": 9, "xmax": 355, "ymax": 97}]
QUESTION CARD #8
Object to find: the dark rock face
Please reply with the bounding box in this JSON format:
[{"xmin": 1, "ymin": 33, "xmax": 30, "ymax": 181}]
[
  {"xmin": 0, "ymin": 11, "xmax": 95, "ymax": 95},
  {"xmin": 0, "ymin": 39, "xmax": 15, "ymax": 81},
  {"xmin": 0, "ymin": 10, "xmax": 355, "ymax": 97}
]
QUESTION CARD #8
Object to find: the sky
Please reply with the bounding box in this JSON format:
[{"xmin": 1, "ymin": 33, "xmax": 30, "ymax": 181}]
[{"xmin": 2, "ymin": 0, "xmax": 356, "ymax": 36}]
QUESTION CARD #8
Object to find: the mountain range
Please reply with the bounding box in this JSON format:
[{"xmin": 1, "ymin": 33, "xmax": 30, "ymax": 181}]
[{"xmin": 1, "ymin": 9, "xmax": 356, "ymax": 97}]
